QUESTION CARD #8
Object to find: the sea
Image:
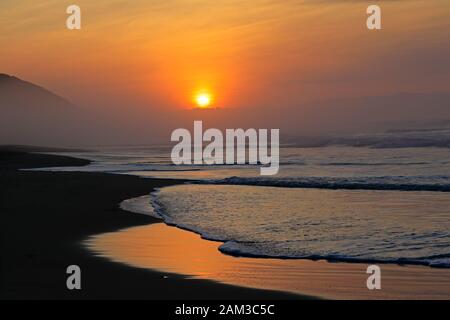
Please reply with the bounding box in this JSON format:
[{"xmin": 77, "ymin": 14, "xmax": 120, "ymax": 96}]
[{"xmin": 36, "ymin": 142, "xmax": 450, "ymax": 268}]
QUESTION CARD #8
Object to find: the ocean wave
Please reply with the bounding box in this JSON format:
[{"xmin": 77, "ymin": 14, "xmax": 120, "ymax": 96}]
[
  {"xmin": 150, "ymin": 185, "xmax": 450, "ymax": 269},
  {"xmin": 206, "ymin": 176, "xmax": 450, "ymax": 192},
  {"xmin": 285, "ymin": 129, "xmax": 450, "ymax": 149},
  {"xmin": 320, "ymin": 162, "xmax": 429, "ymax": 166},
  {"xmin": 219, "ymin": 241, "xmax": 450, "ymax": 268},
  {"xmin": 119, "ymin": 195, "xmax": 160, "ymax": 218}
]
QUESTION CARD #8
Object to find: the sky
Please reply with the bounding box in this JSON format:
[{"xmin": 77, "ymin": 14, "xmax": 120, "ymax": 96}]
[{"xmin": 1, "ymin": 0, "xmax": 450, "ymax": 145}]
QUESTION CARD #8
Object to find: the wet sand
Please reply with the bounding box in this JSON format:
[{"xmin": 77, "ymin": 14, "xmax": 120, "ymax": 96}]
[{"xmin": 88, "ymin": 222, "xmax": 450, "ymax": 300}]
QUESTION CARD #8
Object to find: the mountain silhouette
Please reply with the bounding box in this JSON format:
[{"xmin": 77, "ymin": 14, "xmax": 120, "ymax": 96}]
[
  {"xmin": 0, "ymin": 74, "xmax": 82, "ymax": 146},
  {"xmin": 0, "ymin": 73, "xmax": 73, "ymax": 110}
]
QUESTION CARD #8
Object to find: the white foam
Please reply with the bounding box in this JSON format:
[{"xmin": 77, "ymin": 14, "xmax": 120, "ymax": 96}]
[{"xmin": 119, "ymin": 195, "xmax": 161, "ymax": 219}]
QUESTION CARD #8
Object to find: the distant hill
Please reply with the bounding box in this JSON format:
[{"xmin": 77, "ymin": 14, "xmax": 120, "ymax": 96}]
[
  {"xmin": 0, "ymin": 73, "xmax": 73, "ymax": 110},
  {"xmin": 0, "ymin": 74, "xmax": 81, "ymax": 146}
]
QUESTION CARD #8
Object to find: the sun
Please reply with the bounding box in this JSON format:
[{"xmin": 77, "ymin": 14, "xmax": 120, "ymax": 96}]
[{"xmin": 195, "ymin": 93, "xmax": 212, "ymax": 108}]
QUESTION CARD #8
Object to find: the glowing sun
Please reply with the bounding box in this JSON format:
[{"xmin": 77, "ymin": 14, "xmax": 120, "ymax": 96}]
[{"xmin": 195, "ymin": 93, "xmax": 212, "ymax": 108}]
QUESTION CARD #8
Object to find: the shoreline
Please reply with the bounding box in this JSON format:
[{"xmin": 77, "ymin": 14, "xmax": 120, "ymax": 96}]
[
  {"xmin": 149, "ymin": 189, "xmax": 450, "ymax": 269},
  {"xmin": 88, "ymin": 195, "xmax": 450, "ymax": 300},
  {"xmin": 0, "ymin": 149, "xmax": 301, "ymax": 299}
]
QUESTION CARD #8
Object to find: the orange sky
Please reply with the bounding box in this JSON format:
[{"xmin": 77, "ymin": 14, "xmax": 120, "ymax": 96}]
[{"xmin": 1, "ymin": 0, "xmax": 450, "ymax": 112}]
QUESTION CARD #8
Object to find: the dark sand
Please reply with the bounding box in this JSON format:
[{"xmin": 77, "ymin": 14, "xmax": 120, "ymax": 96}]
[{"xmin": 0, "ymin": 149, "xmax": 300, "ymax": 299}]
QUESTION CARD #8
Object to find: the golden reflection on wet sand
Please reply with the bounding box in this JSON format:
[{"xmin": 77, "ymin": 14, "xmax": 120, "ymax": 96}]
[{"xmin": 86, "ymin": 223, "xmax": 450, "ymax": 300}]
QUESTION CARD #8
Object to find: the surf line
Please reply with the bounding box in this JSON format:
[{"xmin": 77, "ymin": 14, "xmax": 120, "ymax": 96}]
[{"xmin": 170, "ymin": 120, "xmax": 279, "ymax": 175}]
